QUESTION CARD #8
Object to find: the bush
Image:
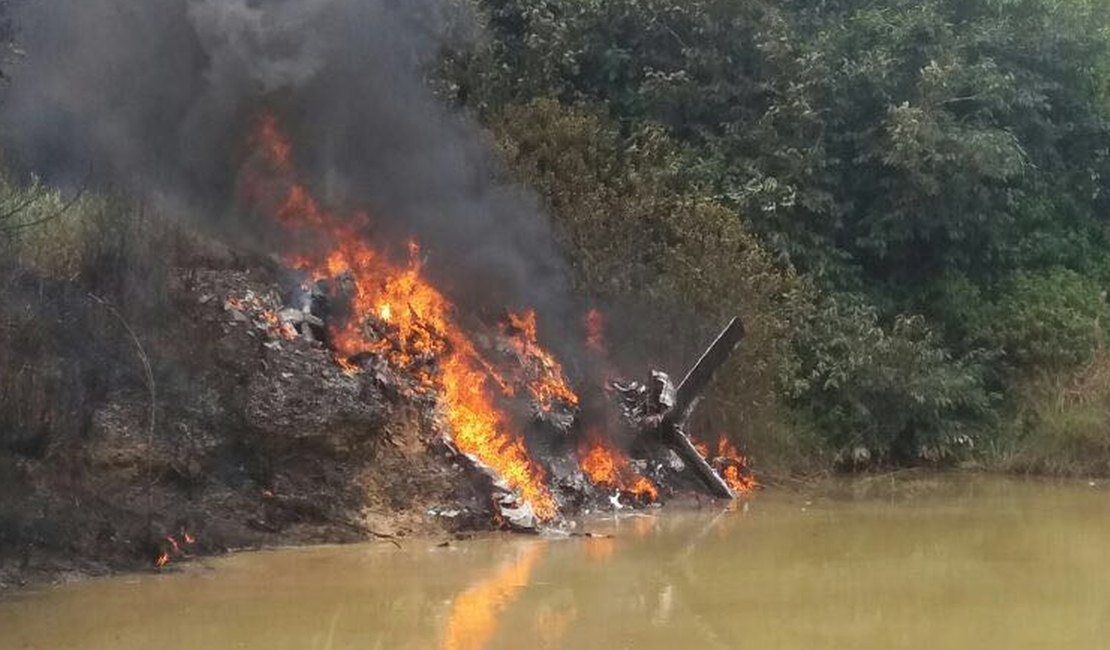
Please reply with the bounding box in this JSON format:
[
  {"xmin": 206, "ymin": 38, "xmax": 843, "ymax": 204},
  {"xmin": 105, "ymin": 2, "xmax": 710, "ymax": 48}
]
[
  {"xmin": 0, "ymin": 175, "xmax": 185, "ymax": 458},
  {"xmin": 780, "ymin": 294, "xmax": 992, "ymax": 464},
  {"xmin": 2, "ymin": 179, "xmax": 109, "ymax": 276},
  {"xmin": 979, "ymin": 268, "xmax": 1107, "ymax": 372},
  {"xmin": 0, "ymin": 175, "xmax": 184, "ymax": 314}
]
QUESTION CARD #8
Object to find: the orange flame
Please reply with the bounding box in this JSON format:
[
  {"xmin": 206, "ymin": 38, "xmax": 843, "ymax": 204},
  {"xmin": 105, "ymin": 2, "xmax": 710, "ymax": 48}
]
[
  {"xmin": 503, "ymin": 310, "xmax": 578, "ymax": 412},
  {"xmin": 692, "ymin": 434, "xmax": 757, "ymax": 493},
  {"xmin": 261, "ymin": 309, "xmax": 298, "ymax": 341},
  {"xmin": 578, "ymin": 442, "xmax": 619, "ymax": 485},
  {"xmin": 155, "ymin": 531, "xmax": 197, "ymax": 568},
  {"xmin": 716, "ymin": 435, "xmax": 757, "ymax": 493},
  {"xmin": 578, "ymin": 434, "xmax": 657, "ymax": 502},
  {"xmin": 225, "ymin": 294, "xmax": 296, "ymax": 340},
  {"xmin": 627, "ymin": 476, "xmax": 658, "ymax": 501},
  {"xmin": 246, "ymin": 114, "xmax": 557, "ymax": 520},
  {"xmin": 441, "ymin": 544, "xmax": 546, "ymax": 650}
]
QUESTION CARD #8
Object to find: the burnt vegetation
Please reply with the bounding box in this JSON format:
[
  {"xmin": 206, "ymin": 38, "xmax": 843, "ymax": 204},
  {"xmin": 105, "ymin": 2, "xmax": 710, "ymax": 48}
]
[{"xmin": 4, "ymin": 0, "xmax": 1110, "ymax": 585}]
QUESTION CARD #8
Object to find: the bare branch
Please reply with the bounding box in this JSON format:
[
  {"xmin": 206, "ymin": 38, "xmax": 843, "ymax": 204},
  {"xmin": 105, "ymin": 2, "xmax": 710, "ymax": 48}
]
[
  {"xmin": 0, "ymin": 183, "xmax": 87, "ymax": 235},
  {"xmin": 89, "ymin": 293, "xmax": 158, "ymax": 535},
  {"xmin": 0, "ymin": 184, "xmax": 49, "ymax": 223}
]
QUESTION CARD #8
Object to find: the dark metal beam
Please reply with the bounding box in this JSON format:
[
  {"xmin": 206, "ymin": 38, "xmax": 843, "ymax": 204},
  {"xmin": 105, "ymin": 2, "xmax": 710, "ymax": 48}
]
[{"xmin": 669, "ymin": 317, "xmax": 746, "ymax": 427}]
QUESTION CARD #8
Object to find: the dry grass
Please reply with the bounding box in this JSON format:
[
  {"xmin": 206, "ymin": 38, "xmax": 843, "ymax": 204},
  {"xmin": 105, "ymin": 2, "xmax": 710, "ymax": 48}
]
[
  {"xmin": 0, "ymin": 175, "xmax": 187, "ymax": 461},
  {"xmin": 995, "ymin": 347, "xmax": 1110, "ymax": 477},
  {"xmin": 1, "ymin": 179, "xmax": 101, "ymax": 277}
]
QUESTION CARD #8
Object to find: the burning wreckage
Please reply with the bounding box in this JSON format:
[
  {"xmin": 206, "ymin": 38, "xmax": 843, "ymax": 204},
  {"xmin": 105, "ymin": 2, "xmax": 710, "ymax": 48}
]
[{"xmin": 219, "ymin": 115, "xmax": 756, "ymax": 533}]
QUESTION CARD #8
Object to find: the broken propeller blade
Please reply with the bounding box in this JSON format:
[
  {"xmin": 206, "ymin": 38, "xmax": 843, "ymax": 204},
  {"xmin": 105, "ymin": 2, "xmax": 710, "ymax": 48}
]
[
  {"xmin": 662, "ymin": 426, "xmax": 735, "ymax": 500},
  {"xmin": 649, "ymin": 316, "xmax": 744, "ymax": 499},
  {"xmin": 668, "ymin": 317, "xmax": 745, "ymax": 427}
]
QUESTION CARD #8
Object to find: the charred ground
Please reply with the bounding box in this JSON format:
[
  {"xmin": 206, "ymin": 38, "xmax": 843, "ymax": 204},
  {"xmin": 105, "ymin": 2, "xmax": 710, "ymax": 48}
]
[{"xmin": 0, "ymin": 238, "xmax": 494, "ymax": 589}]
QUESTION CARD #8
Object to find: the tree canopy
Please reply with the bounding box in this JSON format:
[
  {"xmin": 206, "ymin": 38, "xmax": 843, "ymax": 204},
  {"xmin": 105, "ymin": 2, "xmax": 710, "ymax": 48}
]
[{"xmin": 443, "ymin": 0, "xmax": 1110, "ymax": 466}]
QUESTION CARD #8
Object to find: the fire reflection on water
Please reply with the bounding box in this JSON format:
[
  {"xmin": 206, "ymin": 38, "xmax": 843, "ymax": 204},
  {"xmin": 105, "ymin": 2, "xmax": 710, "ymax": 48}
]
[{"xmin": 440, "ymin": 543, "xmax": 547, "ymax": 650}]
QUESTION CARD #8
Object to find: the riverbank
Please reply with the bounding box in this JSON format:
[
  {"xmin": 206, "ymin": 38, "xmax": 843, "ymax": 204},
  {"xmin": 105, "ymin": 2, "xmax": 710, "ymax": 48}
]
[{"xmin": 3, "ymin": 468, "xmax": 1098, "ymax": 593}]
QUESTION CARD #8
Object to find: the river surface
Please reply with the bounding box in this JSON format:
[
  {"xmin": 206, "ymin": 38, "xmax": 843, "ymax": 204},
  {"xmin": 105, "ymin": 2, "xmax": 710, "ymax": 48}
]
[{"xmin": 2, "ymin": 476, "xmax": 1109, "ymax": 649}]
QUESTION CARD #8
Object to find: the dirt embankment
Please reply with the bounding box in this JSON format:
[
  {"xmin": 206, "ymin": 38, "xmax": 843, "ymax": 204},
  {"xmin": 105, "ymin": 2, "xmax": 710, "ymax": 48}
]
[{"xmin": 0, "ymin": 257, "xmax": 486, "ymax": 590}]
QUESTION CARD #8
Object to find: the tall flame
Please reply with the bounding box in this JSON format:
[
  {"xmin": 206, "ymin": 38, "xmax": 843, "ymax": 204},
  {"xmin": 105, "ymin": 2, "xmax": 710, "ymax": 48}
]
[
  {"xmin": 245, "ymin": 114, "xmax": 557, "ymax": 520},
  {"xmin": 502, "ymin": 309, "xmax": 579, "ymax": 412}
]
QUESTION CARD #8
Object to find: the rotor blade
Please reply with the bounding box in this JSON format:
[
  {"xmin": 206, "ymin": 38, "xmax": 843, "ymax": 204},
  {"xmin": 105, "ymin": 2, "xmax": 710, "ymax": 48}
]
[
  {"xmin": 669, "ymin": 317, "xmax": 745, "ymax": 425},
  {"xmin": 663, "ymin": 426, "xmax": 735, "ymax": 499}
]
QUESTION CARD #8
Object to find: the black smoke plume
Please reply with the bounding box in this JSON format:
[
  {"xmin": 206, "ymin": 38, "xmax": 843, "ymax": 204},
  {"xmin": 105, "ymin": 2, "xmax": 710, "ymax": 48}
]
[{"xmin": 0, "ymin": 0, "xmax": 580, "ymax": 349}]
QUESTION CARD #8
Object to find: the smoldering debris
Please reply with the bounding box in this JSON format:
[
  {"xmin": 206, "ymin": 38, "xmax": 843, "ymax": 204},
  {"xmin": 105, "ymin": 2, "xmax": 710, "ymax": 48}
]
[{"xmin": 190, "ymin": 261, "xmax": 753, "ymax": 530}]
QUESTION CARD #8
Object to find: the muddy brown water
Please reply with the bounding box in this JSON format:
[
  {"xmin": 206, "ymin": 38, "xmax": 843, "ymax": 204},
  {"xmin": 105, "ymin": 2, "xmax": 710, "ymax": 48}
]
[{"xmin": 2, "ymin": 476, "xmax": 1109, "ymax": 649}]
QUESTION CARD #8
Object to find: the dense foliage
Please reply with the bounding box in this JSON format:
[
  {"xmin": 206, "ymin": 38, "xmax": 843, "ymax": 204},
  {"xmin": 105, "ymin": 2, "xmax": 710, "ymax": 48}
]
[{"xmin": 443, "ymin": 0, "xmax": 1110, "ymax": 470}]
